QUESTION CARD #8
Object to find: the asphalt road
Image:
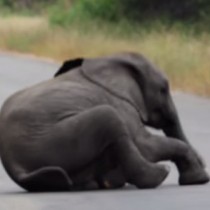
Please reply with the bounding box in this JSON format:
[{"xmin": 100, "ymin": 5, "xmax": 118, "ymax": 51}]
[{"xmin": 0, "ymin": 52, "xmax": 210, "ymax": 210}]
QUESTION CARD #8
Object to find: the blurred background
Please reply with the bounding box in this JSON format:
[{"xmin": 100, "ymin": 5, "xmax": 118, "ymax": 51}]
[{"xmin": 0, "ymin": 0, "xmax": 209, "ymax": 96}]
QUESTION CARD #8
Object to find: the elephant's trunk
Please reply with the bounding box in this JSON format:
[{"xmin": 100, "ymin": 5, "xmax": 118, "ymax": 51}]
[
  {"xmin": 162, "ymin": 96, "xmax": 206, "ymax": 167},
  {"xmin": 163, "ymin": 120, "xmax": 188, "ymax": 143},
  {"xmin": 163, "ymin": 96, "xmax": 189, "ymax": 143}
]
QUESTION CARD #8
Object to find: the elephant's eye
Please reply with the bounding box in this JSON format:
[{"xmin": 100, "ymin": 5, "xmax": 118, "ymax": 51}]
[{"xmin": 160, "ymin": 86, "xmax": 167, "ymax": 95}]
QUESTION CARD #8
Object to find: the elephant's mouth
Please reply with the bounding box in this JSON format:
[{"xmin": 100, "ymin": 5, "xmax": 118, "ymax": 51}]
[{"xmin": 147, "ymin": 108, "xmax": 171, "ymax": 129}]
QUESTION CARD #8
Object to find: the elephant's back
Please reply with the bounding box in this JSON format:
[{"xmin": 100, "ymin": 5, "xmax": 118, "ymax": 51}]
[{"xmin": 1, "ymin": 78, "xmax": 105, "ymax": 122}]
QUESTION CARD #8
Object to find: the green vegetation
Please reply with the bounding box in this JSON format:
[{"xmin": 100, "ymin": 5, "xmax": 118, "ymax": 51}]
[
  {"xmin": 48, "ymin": 0, "xmax": 210, "ymax": 32},
  {"xmin": 0, "ymin": 1, "xmax": 209, "ymax": 96}
]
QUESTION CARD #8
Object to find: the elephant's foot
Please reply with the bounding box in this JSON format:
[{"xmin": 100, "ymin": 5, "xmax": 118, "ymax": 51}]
[
  {"xmin": 18, "ymin": 166, "xmax": 73, "ymax": 192},
  {"xmin": 179, "ymin": 169, "xmax": 209, "ymax": 185},
  {"xmin": 189, "ymin": 146, "xmax": 206, "ymax": 168},
  {"xmin": 177, "ymin": 148, "xmax": 209, "ymax": 185},
  {"xmin": 130, "ymin": 164, "xmax": 170, "ymax": 189}
]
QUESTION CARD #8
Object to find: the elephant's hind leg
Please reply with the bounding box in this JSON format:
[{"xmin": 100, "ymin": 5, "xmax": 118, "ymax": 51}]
[
  {"xmin": 52, "ymin": 105, "xmax": 169, "ymax": 189},
  {"xmin": 18, "ymin": 167, "xmax": 73, "ymax": 192}
]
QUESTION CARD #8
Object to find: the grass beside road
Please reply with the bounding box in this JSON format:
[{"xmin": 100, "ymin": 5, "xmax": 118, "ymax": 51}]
[{"xmin": 0, "ymin": 16, "xmax": 210, "ymax": 97}]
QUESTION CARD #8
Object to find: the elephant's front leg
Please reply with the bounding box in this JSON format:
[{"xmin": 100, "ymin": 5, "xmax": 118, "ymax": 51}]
[
  {"xmin": 135, "ymin": 131, "xmax": 209, "ymax": 185},
  {"xmin": 162, "ymin": 98, "xmax": 205, "ymax": 167},
  {"xmin": 163, "ymin": 122, "xmax": 206, "ymax": 168}
]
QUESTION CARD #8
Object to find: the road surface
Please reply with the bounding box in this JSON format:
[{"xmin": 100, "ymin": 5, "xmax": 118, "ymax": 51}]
[{"xmin": 0, "ymin": 52, "xmax": 210, "ymax": 210}]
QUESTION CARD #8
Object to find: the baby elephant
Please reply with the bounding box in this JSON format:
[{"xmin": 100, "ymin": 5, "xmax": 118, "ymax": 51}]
[{"xmin": 0, "ymin": 52, "xmax": 209, "ymax": 192}]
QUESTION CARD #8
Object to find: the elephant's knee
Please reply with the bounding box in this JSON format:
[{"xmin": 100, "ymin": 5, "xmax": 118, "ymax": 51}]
[
  {"xmin": 93, "ymin": 105, "xmax": 127, "ymax": 138},
  {"xmin": 93, "ymin": 105, "xmax": 121, "ymax": 124}
]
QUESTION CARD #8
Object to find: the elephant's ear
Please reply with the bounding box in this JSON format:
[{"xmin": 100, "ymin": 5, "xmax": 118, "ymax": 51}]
[
  {"xmin": 116, "ymin": 52, "xmax": 152, "ymax": 123},
  {"xmin": 115, "ymin": 52, "xmax": 152, "ymax": 123},
  {"xmin": 82, "ymin": 53, "xmax": 149, "ymax": 123},
  {"xmin": 54, "ymin": 58, "xmax": 84, "ymax": 77}
]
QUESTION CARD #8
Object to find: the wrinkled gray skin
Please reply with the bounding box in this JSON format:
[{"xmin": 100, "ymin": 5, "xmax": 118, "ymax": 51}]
[{"xmin": 0, "ymin": 52, "xmax": 209, "ymax": 192}]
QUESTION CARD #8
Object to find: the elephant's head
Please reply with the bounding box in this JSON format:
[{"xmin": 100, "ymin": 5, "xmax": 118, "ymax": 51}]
[
  {"xmin": 54, "ymin": 53, "xmax": 180, "ymax": 131},
  {"xmin": 97, "ymin": 52, "xmax": 178, "ymax": 130},
  {"xmin": 122, "ymin": 53, "xmax": 177, "ymax": 129}
]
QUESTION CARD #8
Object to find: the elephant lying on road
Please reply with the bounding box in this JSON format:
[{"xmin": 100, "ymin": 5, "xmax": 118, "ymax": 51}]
[{"xmin": 0, "ymin": 52, "xmax": 209, "ymax": 192}]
